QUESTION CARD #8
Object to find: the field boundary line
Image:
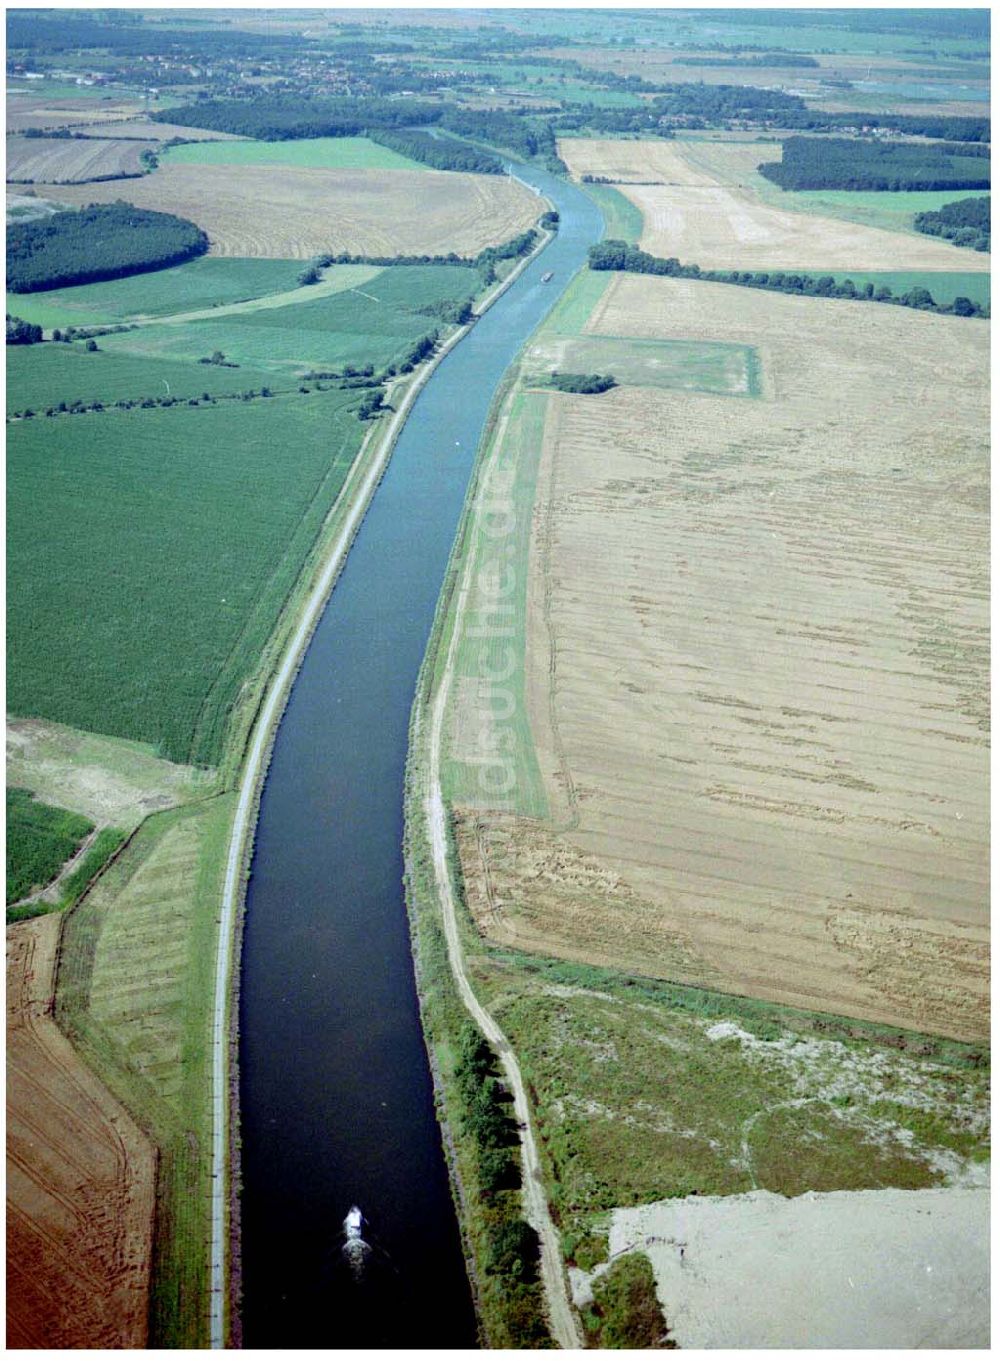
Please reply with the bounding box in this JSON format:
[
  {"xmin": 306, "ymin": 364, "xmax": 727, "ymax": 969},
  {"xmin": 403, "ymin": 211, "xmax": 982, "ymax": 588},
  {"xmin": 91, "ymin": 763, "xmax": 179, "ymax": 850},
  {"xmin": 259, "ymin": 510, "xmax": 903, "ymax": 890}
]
[{"xmin": 210, "ymin": 219, "xmax": 554, "ymax": 1348}]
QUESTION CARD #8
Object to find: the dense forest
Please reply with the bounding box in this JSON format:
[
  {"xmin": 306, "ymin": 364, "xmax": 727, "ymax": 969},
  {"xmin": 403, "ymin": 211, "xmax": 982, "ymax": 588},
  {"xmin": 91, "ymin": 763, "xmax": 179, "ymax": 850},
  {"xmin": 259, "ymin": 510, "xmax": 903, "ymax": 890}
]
[
  {"xmin": 914, "ymin": 196, "xmax": 990, "ymax": 252},
  {"xmin": 7, "ymin": 204, "xmax": 208, "ymax": 293},
  {"xmin": 368, "ymin": 129, "xmax": 503, "ymax": 174},
  {"xmin": 759, "ymin": 137, "xmax": 991, "ymax": 191},
  {"xmin": 7, "ymin": 9, "xmax": 305, "ymax": 57},
  {"xmin": 588, "ymin": 240, "xmax": 988, "ymax": 318}
]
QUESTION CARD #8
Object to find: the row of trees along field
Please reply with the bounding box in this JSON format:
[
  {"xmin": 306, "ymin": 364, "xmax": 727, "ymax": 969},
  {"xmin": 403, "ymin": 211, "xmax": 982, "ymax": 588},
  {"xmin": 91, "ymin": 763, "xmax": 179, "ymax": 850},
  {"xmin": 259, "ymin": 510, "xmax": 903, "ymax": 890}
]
[
  {"xmin": 759, "ymin": 137, "xmax": 991, "ymax": 191},
  {"xmin": 915, "ymin": 196, "xmax": 990, "ymax": 252},
  {"xmin": 367, "ymin": 129, "xmax": 503, "ymax": 175},
  {"xmin": 589, "ymin": 240, "xmax": 989, "ymax": 318},
  {"xmin": 7, "ymin": 204, "xmax": 208, "ymax": 293}
]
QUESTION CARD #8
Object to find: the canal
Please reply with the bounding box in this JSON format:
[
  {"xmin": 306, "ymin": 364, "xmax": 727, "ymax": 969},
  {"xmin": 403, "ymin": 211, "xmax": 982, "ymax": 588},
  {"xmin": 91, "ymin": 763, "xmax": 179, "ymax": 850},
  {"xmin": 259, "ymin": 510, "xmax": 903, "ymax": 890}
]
[{"xmin": 238, "ymin": 164, "xmax": 603, "ymax": 1349}]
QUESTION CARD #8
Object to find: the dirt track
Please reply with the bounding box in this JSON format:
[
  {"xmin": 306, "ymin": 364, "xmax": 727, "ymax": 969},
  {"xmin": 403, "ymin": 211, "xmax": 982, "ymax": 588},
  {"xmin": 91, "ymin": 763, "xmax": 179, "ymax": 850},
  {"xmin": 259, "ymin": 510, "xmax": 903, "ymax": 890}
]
[
  {"xmin": 6, "ymin": 914, "xmax": 155, "ymax": 1348},
  {"xmin": 34, "ymin": 163, "xmax": 541, "ymax": 259}
]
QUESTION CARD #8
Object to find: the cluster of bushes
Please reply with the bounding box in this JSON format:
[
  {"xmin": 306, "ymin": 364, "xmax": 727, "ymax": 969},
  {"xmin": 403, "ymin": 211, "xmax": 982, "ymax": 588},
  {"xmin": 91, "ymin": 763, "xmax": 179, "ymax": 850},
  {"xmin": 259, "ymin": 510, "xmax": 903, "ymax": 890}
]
[
  {"xmin": 453, "ymin": 1023, "xmax": 521, "ymax": 1195},
  {"xmin": 7, "ymin": 203, "xmax": 208, "ymax": 293},
  {"xmin": 198, "ymin": 349, "xmax": 240, "ymax": 368},
  {"xmin": 759, "ymin": 136, "xmax": 991, "ymax": 191},
  {"xmin": 581, "ymin": 1253, "xmax": 672, "ymax": 1349},
  {"xmin": 398, "ymin": 332, "xmax": 437, "ymax": 374},
  {"xmin": 476, "ymin": 228, "xmax": 539, "ymax": 283},
  {"xmin": 417, "ymin": 297, "xmax": 475, "ymax": 325},
  {"xmin": 540, "ymin": 210, "xmax": 559, "ymax": 230},
  {"xmin": 914, "ymin": 195, "xmax": 990, "ymax": 252},
  {"xmin": 588, "ymin": 240, "xmax": 989, "ymax": 317},
  {"xmin": 549, "ymin": 371, "xmax": 617, "ymax": 394},
  {"xmin": 356, "ymin": 388, "xmax": 386, "ymax": 421},
  {"xmin": 683, "ymin": 51, "xmax": 819, "ymax": 67},
  {"xmin": 368, "ymin": 128, "xmax": 504, "ymax": 175},
  {"xmin": 52, "ymin": 323, "xmax": 138, "ymax": 342},
  {"xmin": 6, "ymin": 314, "xmax": 43, "ymax": 345}
]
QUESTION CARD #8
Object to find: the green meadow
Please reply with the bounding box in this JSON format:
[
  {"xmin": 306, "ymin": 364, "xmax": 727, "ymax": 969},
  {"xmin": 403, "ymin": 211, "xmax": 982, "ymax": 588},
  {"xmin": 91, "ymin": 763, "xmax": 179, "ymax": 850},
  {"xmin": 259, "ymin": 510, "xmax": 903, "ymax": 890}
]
[
  {"xmin": 6, "ymin": 344, "xmax": 288, "ymax": 415},
  {"xmin": 100, "ymin": 264, "xmax": 481, "ymax": 373},
  {"xmin": 161, "ymin": 134, "xmax": 428, "ymax": 171},
  {"xmin": 785, "ymin": 188, "xmax": 992, "ymax": 236},
  {"xmin": 584, "ymin": 183, "xmax": 644, "ymax": 245},
  {"xmin": 6, "ymin": 257, "xmax": 306, "ymax": 327},
  {"xmin": 821, "ymin": 270, "xmax": 991, "ymax": 309},
  {"xmin": 8, "ymin": 388, "xmax": 366, "ymax": 765}
]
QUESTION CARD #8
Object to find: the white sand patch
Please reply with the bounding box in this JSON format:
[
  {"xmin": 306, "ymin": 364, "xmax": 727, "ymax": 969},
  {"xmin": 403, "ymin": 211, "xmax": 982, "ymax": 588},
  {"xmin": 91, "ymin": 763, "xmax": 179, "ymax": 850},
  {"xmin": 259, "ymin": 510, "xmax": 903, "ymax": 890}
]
[{"xmin": 610, "ymin": 1186, "xmax": 989, "ymax": 1348}]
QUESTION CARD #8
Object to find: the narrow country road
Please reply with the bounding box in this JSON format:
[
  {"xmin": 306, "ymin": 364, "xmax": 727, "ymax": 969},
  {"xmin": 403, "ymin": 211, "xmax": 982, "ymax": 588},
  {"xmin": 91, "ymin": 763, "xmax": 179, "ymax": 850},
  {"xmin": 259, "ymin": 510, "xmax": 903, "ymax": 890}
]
[{"xmin": 421, "ymin": 416, "xmax": 583, "ymax": 1349}]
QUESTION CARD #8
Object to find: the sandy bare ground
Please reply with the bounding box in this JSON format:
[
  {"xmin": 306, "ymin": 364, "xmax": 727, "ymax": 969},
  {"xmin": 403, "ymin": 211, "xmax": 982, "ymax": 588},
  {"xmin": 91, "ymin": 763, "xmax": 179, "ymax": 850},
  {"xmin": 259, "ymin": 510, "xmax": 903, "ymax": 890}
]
[
  {"xmin": 6, "ymin": 134, "xmax": 157, "ymax": 183},
  {"xmin": 6, "ymin": 914, "xmax": 156, "ymax": 1348},
  {"xmin": 603, "ymin": 1186, "xmax": 989, "ymax": 1348},
  {"xmin": 6, "ymin": 716, "xmax": 209, "ymax": 827},
  {"xmin": 453, "ymin": 277, "xmax": 988, "ymax": 1041},
  {"xmin": 33, "ymin": 163, "xmax": 542, "ymax": 258},
  {"xmin": 559, "ymin": 138, "xmax": 990, "ymax": 271}
]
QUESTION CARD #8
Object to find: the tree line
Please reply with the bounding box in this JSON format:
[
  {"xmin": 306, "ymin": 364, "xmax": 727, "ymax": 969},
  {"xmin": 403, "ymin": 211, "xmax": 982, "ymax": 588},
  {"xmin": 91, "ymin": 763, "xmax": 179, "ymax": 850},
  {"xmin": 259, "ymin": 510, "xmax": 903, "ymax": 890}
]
[
  {"xmin": 759, "ymin": 136, "xmax": 991, "ymax": 191},
  {"xmin": 367, "ymin": 128, "xmax": 504, "ymax": 175},
  {"xmin": 914, "ymin": 195, "xmax": 990, "ymax": 252},
  {"xmin": 549, "ymin": 372, "xmax": 617, "ymax": 393},
  {"xmin": 6, "ymin": 315, "xmax": 43, "ymax": 345},
  {"xmin": 7, "ymin": 203, "xmax": 208, "ymax": 293},
  {"xmin": 588, "ymin": 240, "xmax": 988, "ymax": 318}
]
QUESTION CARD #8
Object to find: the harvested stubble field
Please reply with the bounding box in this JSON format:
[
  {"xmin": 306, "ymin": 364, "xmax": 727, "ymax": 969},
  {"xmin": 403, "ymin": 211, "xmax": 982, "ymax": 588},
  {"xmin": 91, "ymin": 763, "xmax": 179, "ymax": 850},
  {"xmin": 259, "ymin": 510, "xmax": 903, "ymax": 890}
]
[
  {"xmin": 451, "ymin": 276, "xmax": 988, "ymax": 1042},
  {"xmin": 36, "ymin": 163, "xmax": 541, "ymax": 258},
  {"xmin": 558, "ymin": 138, "xmax": 991, "ymax": 272},
  {"xmin": 6, "ymin": 134, "xmax": 157, "ymax": 184},
  {"xmin": 6, "ymin": 95, "xmax": 146, "ymax": 133},
  {"xmin": 7, "ymin": 912, "xmax": 155, "ymax": 1347}
]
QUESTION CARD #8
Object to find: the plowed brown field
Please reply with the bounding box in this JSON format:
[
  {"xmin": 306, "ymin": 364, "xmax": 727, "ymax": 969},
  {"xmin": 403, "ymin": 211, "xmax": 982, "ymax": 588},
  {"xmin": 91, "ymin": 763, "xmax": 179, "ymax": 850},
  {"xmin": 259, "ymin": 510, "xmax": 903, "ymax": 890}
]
[
  {"xmin": 6, "ymin": 914, "xmax": 155, "ymax": 1348},
  {"xmin": 453, "ymin": 277, "xmax": 989, "ymax": 1042},
  {"xmin": 559, "ymin": 138, "xmax": 990, "ymax": 272},
  {"xmin": 33, "ymin": 163, "xmax": 541, "ymax": 258}
]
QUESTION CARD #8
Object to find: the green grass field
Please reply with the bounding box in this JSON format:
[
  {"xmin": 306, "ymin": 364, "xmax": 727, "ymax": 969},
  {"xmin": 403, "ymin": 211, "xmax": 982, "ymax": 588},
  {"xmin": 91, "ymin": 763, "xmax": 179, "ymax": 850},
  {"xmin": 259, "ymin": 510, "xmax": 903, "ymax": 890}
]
[
  {"xmin": 8, "ymin": 388, "xmax": 366, "ymax": 765},
  {"xmin": 786, "ymin": 188, "xmax": 992, "ymax": 236},
  {"xmin": 6, "ymin": 787, "xmax": 93, "ymax": 905},
  {"xmin": 100, "ymin": 264, "xmax": 481, "ymax": 373},
  {"xmin": 584, "ymin": 183, "xmax": 645, "ymax": 246},
  {"xmin": 162, "ymin": 134, "xmax": 428, "ymax": 171},
  {"xmin": 525, "ymin": 335, "xmax": 761, "ymax": 397},
  {"xmin": 6, "ymin": 257, "xmax": 306, "ymax": 327},
  {"xmin": 55, "ymin": 793, "xmax": 235, "ymax": 1347},
  {"xmin": 6, "ymin": 344, "xmax": 290, "ymax": 415}
]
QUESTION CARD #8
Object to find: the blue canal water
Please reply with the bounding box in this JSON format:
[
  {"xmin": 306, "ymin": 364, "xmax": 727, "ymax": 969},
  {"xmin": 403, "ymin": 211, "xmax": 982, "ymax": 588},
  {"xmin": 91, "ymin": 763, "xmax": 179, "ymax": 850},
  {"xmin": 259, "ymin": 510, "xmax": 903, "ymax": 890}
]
[{"xmin": 237, "ymin": 164, "xmax": 603, "ymax": 1348}]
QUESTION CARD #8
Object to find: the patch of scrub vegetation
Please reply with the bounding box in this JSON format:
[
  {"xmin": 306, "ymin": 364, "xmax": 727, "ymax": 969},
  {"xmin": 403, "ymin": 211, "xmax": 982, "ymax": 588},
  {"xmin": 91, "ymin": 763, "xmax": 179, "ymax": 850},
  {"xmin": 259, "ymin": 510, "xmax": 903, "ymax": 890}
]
[
  {"xmin": 6, "ymin": 257, "xmax": 306, "ymax": 327},
  {"xmin": 527, "ymin": 335, "xmax": 760, "ymax": 397},
  {"xmin": 915, "ymin": 195, "xmax": 990, "ymax": 252},
  {"xmin": 472, "ymin": 957, "xmax": 989, "ymax": 1268},
  {"xmin": 162, "ymin": 134, "xmax": 427, "ymax": 172},
  {"xmin": 7, "ymin": 388, "xmax": 366, "ymax": 765},
  {"xmin": 55, "ymin": 793, "xmax": 234, "ymax": 1347},
  {"xmin": 582, "ymin": 1252, "xmax": 671, "ymax": 1349},
  {"xmin": 549, "ymin": 372, "xmax": 617, "ymax": 394},
  {"xmin": 6, "ymin": 786, "xmax": 93, "ymax": 905},
  {"xmin": 5, "ymin": 343, "xmax": 289, "ymax": 416},
  {"xmin": 583, "ymin": 183, "xmax": 644, "ymax": 246},
  {"xmin": 100, "ymin": 264, "xmax": 481, "ymax": 374}
]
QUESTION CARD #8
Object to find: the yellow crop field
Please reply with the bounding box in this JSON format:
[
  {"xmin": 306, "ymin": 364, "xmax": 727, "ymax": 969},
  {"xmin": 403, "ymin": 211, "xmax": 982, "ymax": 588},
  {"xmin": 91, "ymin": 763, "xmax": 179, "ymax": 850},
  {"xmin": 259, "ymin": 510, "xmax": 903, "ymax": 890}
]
[
  {"xmin": 558, "ymin": 137, "xmax": 990, "ymax": 272},
  {"xmin": 34, "ymin": 163, "xmax": 542, "ymax": 258},
  {"xmin": 451, "ymin": 276, "xmax": 988, "ymax": 1042}
]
